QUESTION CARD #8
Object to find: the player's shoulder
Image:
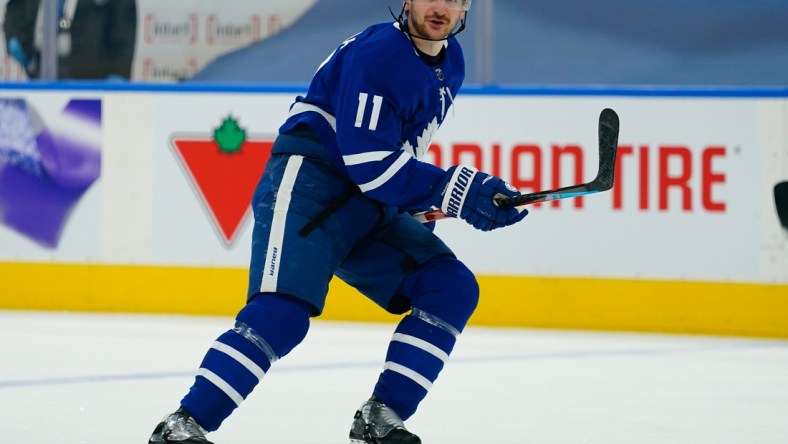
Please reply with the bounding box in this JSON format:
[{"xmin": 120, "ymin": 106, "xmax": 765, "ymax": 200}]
[
  {"xmin": 349, "ymin": 23, "xmax": 441, "ymax": 86},
  {"xmin": 352, "ymin": 22, "xmax": 416, "ymax": 63},
  {"xmin": 356, "ymin": 21, "xmax": 463, "ymax": 67}
]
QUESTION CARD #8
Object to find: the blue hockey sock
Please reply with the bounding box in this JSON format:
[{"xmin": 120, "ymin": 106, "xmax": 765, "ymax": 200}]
[
  {"xmin": 180, "ymin": 293, "xmax": 311, "ymax": 431},
  {"xmin": 373, "ymin": 258, "xmax": 479, "ymax": 420}
]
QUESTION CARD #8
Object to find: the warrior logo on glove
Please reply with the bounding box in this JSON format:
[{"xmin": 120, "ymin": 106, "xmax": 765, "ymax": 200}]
[
  {"xmin": 443, "ymin": 165, "xmax": 477, "ymax": 217},
  {"xmin": 434, "ymin": 165, "xmax": 528, "ymax": 231}
]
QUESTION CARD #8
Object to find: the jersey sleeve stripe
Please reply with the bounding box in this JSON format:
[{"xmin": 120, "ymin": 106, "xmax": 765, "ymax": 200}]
[
  {"xmin": 288, "ymin": 102, "xmax": 337, "ymax": 131},
  {"xmin": 342, "ymin": 151, "xmax": 393, "ymax": 166},
  {"xmin": 357, "ymin": 151, "xmax": 412, "ymax": 193}
]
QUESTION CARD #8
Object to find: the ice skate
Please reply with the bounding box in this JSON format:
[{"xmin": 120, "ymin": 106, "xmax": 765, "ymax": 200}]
[
  {"xmin": 148, "ymin": 408, "xmax": 214, "ymax": 444},
  {"xmin": 349, "ymin": 397, "xmax": 421, "ymax": 444}
]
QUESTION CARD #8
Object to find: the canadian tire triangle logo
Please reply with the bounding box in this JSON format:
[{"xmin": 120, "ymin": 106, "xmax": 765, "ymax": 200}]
[{"xmin": 171, "ymin": 116, "xmax": 273, "ymax": 246}]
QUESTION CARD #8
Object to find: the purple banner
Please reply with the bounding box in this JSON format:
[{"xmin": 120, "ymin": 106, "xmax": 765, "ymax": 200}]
[{"xmin": 0, "ymin": 98, "xmax": 102, "ymax": 248}]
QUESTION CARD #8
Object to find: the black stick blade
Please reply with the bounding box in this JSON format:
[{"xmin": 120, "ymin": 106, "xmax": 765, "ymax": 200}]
[
  {"xmin": 496, "ymin": 108, "xmax": 620, "ymax": 208},
  {"xmin": 418, "ymin": 108, "xmax": 621, "ymax": 220},
  {"xmin": 591, "ymin": 108, "xmax": 619, "ymax": 191},
  {"xmin": 776, "ymin": 181, "xmax": 788, "ymax": 231}
]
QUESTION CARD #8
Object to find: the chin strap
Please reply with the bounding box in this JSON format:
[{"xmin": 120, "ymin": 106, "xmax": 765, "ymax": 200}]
[{"xmin": 388, "ymin": 4, "xmax": 468, "ymax": 42}]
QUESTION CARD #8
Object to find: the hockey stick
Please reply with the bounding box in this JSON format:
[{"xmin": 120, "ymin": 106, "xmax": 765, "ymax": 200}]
[
  {"xmin": 414, "ymin": 108, "xmax": 620, "ymax": 223},
  {"xmin": 775, "ymin": 181, "xmax": 788, "ymax": 231}
]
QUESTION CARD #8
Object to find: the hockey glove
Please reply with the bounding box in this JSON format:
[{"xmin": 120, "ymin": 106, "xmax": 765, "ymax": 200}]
[{"xmin": 434, "ymin": 165, "xmax": 528, "ymax": 231}]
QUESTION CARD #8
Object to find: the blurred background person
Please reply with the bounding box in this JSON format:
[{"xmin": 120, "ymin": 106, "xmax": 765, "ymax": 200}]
[{"xmin": 3, "ymin": 0, "xmax": 137, "ymax": 80}]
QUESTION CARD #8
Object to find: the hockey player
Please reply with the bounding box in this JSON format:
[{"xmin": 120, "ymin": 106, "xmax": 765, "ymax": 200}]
[{"xmin": 148, "ymin": 0, "xmax": 528, "ymax": 443}]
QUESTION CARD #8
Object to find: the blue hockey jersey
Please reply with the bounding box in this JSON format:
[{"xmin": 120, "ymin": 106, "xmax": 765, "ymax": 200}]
[{"xmin": 279, "ymin": 21, "xmax": 465, "ymax": 212}]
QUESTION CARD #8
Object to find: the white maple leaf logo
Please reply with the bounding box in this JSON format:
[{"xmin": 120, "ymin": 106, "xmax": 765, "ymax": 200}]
[{"xmin": 402, "ymin": 117, "xmax": 440, "ymax": 160}]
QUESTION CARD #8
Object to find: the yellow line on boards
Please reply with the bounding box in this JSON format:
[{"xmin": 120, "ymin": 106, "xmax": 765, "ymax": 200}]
[{"xmin": 1, "ymin": 262, "xmax": 786, "ymax": 338}]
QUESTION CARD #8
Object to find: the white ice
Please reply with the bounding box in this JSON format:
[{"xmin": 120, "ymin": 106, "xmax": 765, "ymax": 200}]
[{"xmin": 1, "ymin": 310, "xmax": 787, "ymax": 443}]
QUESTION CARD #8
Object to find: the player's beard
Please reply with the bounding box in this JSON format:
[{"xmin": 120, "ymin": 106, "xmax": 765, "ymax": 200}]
[{"xmin": 407, "ymin": 12, "xmax": 458, "ymax": 41}]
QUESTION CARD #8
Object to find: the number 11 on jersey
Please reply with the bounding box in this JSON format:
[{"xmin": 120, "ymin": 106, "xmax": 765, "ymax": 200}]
[{"xmin": 355, "ymin": 92, "xmax": 383, "ymax": 131}]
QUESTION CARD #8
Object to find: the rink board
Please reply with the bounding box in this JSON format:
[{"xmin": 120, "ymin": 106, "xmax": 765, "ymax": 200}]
[
  {"xmin": 1, "ymin": 262, "xmax": 787, "ymax": 338},
  {"xmin": 0, "ymin": 84, "xmax": 786, "ymax": 337}
]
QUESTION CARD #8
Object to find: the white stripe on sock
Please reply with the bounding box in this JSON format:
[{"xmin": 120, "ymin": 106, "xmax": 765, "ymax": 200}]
[
  {"xmin": 383, "ymin": 361, "xmax": 433, "ymax": 391},
  {"xmin": 210, "ymin": 341, "xmax": 266, "ymax": 381},
  {"xmin": 391, "ymin": 333, "xmax": 449, "ymax": 363},
  {"xmin": 197, "ymin": 368, "xmax": 244, "ymax": 407}
]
